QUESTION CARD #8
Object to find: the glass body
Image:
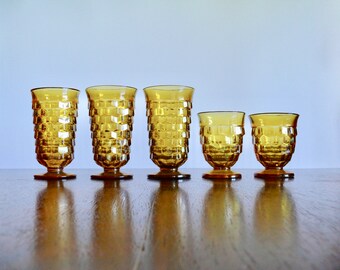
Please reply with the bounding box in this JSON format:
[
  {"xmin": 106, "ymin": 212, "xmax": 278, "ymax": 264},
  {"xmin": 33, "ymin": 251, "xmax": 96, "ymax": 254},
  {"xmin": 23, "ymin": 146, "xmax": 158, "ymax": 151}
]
[
  {"xmin": 249, "ymin": 112, "xmax": 299, "ymax": 179},
  {"xmin": 144, "ymin": 85, "xmax": 194, "ymax": 180},
  {"xmin": 198, "ymin": 111, "xmax": 245, "ymax": 179},
  {"xmin": 32, "ymin": 87, "xmax": 79, "ymax": 180},
  {"xmin": 86, "ymin": 85, "xmax": 136, "ymax": 180}
]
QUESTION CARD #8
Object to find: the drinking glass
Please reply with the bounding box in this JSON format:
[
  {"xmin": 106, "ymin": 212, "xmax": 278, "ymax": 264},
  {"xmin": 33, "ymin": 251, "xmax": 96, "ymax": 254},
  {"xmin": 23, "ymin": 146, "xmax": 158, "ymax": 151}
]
[
  {"xmin": 144, "ymin": 85, "xmax": 194, "ymax": 180},
  {"xmin": 86, "ymin": 85, "xmax": 136, "ymax": 180},
  {"xmin": 198, "ymin": 111, "xmax": 245, "ymax": 179},
  {"xmin": 32, "ymin": 87, "xmax": 79, "ymax": 180},
  {"xmin": 249, "ymin": 112, "xmax": 299, "ymax": 179}
]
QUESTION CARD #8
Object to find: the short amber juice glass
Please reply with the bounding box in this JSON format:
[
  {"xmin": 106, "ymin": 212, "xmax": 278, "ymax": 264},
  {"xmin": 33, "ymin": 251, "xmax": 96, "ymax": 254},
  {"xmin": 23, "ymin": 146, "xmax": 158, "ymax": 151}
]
[
  {"xmin": 249, "ymin": 112, "xmax": 299, "ymax": 179},
  {"xmin": 144, "ymin": 85, "xmax": 194, "ymax": 180},
  {"xmin": 32, "ymin": 87, "xmax": 79, "ymax": 180},
  {"xmin": 86, "ymin": 85, "xmax": 136, "ymax": 180},
  {"xmin": 198, "ymin": 111, "xmax": 245, "ymax": 180}
]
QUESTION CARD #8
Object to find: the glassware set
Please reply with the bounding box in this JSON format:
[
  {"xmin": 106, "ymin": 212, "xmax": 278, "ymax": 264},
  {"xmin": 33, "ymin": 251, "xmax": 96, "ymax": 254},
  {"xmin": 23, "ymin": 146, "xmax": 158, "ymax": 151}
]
[{"xmin": 32, "ymin": 85, "xmax": 299, "ymax": 181}]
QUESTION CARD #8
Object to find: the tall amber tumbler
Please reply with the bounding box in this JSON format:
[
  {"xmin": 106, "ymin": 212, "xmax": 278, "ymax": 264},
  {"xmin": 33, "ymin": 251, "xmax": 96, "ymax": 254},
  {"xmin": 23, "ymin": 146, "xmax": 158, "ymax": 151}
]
[
  {"xmin": 249, "ymin": 112, "xmax": 299, "ymax": 179},
  {"xmin": 32, "ymin": 87, "xmax": 79, "ymax": 180},
  {"xmin": 86, "ymin": 85, "xmax": 136, "ymax": 180},
  {"xmin": 199, "ymin": 111, "xmax": 245, "ymax": 180},
  {"xmin": 144, "ymin": 85, "xmax": 194, "ymax": 180}
]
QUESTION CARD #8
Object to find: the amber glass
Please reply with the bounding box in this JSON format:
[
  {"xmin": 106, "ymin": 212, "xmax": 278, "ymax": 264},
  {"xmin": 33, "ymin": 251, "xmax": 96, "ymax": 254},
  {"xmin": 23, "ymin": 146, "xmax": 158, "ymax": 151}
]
[
  {"xmin": 249, "ymin": 112, "xmax": 299, "ymax": 179},
  {"xmin": 199, "ymin": 111, "xmax": 245, "ymax": 180},
  {"xmin": 86, "ymin": 85, "xmax": 136, "ymax": 180},
  {"xmin": 32, "ymin": 87, "xmax": 79, "ymax": 180},
  {"xmin": 144, "ymin": 85, "xmax": 194, "ymax": 180}
]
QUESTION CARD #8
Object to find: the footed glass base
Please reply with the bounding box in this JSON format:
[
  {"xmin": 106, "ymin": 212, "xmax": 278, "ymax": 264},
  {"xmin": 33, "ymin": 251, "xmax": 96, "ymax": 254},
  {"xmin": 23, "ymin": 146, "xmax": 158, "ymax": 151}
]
[
  {"xmin": 34, "ymin": 170, "xmax": 76, "ymax": 180},
  {"xmin": 203, "ymin": 169, "xmax": 241, "ymax": 180},
  {"xmin": 148, "ymin": 169, "xmax": 190, "ymax": 181},
  {"xmin": 254, "ymin": 168, "xmax": 294, "ymax": 180},
  {"xmin": 91, "ymin": 170, "xmax": 132, "ymax": 181}
]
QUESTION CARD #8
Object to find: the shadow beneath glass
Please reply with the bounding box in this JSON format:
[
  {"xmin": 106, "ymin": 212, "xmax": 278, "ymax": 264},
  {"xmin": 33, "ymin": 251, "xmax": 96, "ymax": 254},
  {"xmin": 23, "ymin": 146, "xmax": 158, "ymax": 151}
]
[
  {"xmin": 33, "ymin": 181, "xmax": 78, "ymax": 269},
  {"xmin": 90, "ymin": 181, "xmax": 134, "ymax": 269}
]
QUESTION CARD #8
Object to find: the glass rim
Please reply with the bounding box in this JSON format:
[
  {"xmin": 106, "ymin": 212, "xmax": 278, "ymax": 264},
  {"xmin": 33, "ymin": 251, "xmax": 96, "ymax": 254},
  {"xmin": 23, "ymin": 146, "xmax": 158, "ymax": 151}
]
[
  {"xmin": 143, "ymin": 85, "xmax": 194, "ymax": 91},
  {"xmin": 249, "ymin": 112, "xmax": 299, "ymax": 117},
  {"xmin": 198, "ymin": 110, "xmax": 245, "ymax": 115},
  {"xmin": 85, "ymin": 84, "xmax": 137, "ymax": 91},
  {"xmin": 31, "ymin": 87, "xmax": 80, "ymax": 93}
]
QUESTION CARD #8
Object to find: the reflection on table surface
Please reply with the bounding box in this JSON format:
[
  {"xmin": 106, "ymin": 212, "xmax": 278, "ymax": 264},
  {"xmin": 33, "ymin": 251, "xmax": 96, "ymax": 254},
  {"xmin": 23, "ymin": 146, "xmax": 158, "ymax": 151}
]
[
  {"xmin": 91, "ymin": 181, "xmax": 134, "ymax": 269},
  {"xmin": 251, "ymin": 180, "xmax": 300, "ymax": 268},
  {"xmin": 0, "ymin": 169, "xmax": 338, "ymax": 270},
  {"xmin": 33, "ymin": 181, "xmax": 78, "ymax": 269},
  {"xmin": 199, "ymin": 181, "xmax": 245, "ymax": 269},
  {"xmin": 254, "ymin": 181, "xmax": 297, "ymax": 244},
  {"xmin": 141, "ymin": 181, "xmax": 192, "ymax": 270}
]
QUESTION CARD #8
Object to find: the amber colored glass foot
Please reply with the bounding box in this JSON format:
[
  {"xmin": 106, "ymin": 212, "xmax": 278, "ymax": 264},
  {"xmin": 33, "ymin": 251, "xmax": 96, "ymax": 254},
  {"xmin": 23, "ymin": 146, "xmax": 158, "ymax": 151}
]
[
  {"xmin": 34, "ymin": 171, "xmax": 76, "ymax": 180},
  {"xmin": 148, "ymin": 169, "xmax": 190, "ymax": 181},
  {"xmin": 254, "ymin": 168, "xmax": 294, "ymax": 180},
  {"xmin": 91, "ymin": 170, "xmax": 132, "ymax": 180},
  {"xmin": 203, "ymin": 169, "xmax": 241, "ymax": 180}
]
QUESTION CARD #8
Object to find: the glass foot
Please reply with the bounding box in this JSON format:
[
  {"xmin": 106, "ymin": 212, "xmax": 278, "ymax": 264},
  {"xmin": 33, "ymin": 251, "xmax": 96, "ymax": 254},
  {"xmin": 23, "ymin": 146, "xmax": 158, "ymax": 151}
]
[
  {"xmin": 148, "ymin": 169, "xmax": 190, "ymax": 181},
  {"xmin": 91, "ymin": 171, "xmax": 132, "ymax": 180},
  {"xmin": 203, "ymin": 169, "xmax": 241, "ymax": 180},
  {"xmin": 254, "ymin": 168, "xmax": 294, "ymax": 179},
  {"xmin": 34, "ymin": 171, "xmax": 76, "ymax": 180}
]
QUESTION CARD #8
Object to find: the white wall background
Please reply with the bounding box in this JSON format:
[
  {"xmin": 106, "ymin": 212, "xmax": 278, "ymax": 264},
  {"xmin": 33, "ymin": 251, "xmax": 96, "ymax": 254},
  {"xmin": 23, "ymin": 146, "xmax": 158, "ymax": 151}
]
[{"xmin": 1, "ymin": 0, "xmax": 339, "ymax": 169}]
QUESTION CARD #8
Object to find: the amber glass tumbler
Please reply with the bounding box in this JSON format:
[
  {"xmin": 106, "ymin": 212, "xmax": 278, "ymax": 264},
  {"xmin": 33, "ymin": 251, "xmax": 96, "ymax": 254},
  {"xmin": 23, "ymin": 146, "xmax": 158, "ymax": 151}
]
[
  {"xmin": 198, "ymin": 111, "xmax": 245, "ymax": 180},
  {"xmin": 144, "ymin": 85, "xmax": 194, "ymax": 180},
  {"xmin": 249, "ymin": 113, "xmax": 299, "ymax": 179},
  {"xmin": 32, "ymin": 87, "xmax": 79, "ymax": 180},
  {"xmin": 86, "ymin": 85, "xmax": 136, "ymax": 180}
]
